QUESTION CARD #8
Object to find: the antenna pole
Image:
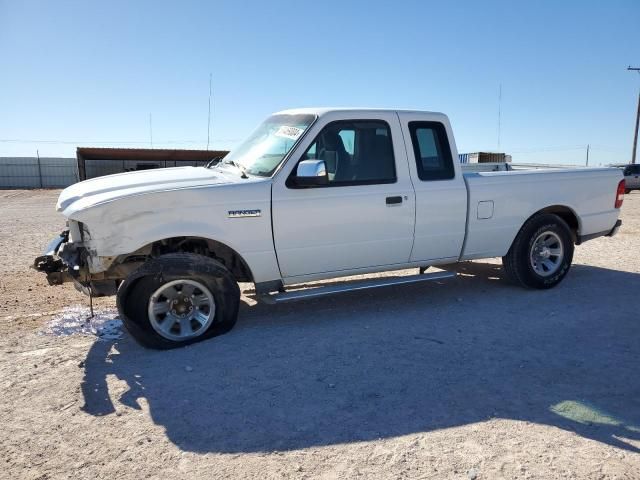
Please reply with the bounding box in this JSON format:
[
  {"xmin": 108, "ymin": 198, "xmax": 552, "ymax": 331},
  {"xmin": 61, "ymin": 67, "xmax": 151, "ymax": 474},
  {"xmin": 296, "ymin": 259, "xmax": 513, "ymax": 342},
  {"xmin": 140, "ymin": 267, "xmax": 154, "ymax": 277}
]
[
  {"xmin": 149, "ymin": 113, "xmax": 153, "ymax": 149},
  {"xmin": 207, "ymin": 73, "xmax": 213, "ymax": 150}
]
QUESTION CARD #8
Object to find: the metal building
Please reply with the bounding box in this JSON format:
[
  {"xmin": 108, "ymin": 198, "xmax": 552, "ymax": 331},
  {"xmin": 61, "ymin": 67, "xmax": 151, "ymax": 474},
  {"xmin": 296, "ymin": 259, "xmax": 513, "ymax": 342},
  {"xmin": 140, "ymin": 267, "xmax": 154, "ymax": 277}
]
[{"xmin": 76, "ymin": 148, "xmax": 228, "ymax": 181}]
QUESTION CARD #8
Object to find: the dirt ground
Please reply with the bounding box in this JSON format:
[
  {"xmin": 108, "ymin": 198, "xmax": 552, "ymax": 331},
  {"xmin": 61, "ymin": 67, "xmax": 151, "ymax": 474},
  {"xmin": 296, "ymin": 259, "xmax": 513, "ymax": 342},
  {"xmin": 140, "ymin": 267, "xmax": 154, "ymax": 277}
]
[{"xmin": 1, "ymin": 189, "xmax": 639, "ymax": 479}]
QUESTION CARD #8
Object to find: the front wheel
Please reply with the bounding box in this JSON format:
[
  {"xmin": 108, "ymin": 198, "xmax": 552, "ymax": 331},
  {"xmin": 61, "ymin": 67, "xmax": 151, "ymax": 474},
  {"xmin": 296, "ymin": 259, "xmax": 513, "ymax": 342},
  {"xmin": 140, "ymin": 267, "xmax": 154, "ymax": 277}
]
[
  {"xmin": 502, "ymin": 213, "xmax": 574, "ymax": 289},
  {"xmin": 117, "ymin": 253, "xmax": 240, "ymax": 349}
]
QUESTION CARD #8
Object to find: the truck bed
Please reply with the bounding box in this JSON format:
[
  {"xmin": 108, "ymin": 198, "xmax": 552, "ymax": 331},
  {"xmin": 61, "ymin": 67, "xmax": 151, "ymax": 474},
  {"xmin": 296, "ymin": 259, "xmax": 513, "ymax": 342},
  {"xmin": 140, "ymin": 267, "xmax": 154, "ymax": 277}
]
[{"xmin": 460, "ymin": 166, "xmax": 622, "ymax": 260}]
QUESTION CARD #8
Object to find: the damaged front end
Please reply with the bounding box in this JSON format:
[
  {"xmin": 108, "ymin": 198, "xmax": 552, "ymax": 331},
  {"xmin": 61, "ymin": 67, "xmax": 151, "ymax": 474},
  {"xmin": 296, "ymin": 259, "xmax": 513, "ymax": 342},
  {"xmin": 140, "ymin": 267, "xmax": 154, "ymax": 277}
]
[
  {"xmin": 33, "ymin": 223, "xmax": 132, "ymax": 298},
  {"xmin": 33, "ymin": 230, "xmax": 90, "ymax": 287}
]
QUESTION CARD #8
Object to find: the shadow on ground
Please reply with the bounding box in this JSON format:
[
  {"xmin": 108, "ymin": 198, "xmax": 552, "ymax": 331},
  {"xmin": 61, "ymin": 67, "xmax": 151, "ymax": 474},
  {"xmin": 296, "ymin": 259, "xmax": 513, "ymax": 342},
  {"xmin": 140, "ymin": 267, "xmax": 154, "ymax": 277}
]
[{"xmin": 81, "ymin": 262, "xmax": 640, "ymax": 453}]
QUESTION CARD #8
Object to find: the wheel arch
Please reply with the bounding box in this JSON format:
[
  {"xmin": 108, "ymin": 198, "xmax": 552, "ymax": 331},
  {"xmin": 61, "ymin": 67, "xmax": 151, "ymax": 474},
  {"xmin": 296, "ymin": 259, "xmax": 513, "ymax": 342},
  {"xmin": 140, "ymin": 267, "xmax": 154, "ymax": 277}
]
[
  {"xmin": 120, "ymin": 236, "xmax": 254, "ymax": 283},
  {"xmin": 502, "ymin": 205, "xmax": 580, "ymax": 257},
  {"xmin": 526, "ymin": 205, "xmax": 580, "ymax": 243}
]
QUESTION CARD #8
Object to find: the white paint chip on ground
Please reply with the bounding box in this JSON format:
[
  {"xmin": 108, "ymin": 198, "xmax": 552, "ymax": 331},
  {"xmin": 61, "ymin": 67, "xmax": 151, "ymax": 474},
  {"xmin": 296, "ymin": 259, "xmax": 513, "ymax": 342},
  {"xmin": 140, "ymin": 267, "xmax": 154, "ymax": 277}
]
[{"xmin": 40, "ymin": 305, "xmax": 123, "ymax": 340}]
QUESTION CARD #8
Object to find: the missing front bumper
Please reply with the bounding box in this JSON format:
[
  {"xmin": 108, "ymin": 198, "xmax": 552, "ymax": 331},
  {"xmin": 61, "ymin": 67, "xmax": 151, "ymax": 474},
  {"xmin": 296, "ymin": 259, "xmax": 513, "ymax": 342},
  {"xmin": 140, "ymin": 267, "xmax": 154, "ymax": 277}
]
[
  {"xmin": 33, "ymin": 231, "xmax": 120, "ymax": 296},
  {"xmin": 32, "ymin": 231, "xmax": 83, "ymax": 285}
]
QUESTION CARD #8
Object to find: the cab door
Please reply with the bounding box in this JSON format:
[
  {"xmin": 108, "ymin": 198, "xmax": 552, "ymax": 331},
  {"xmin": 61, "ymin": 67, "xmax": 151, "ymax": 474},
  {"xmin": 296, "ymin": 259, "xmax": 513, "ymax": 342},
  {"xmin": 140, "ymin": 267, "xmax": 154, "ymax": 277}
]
[{"xmin": 271, "ymin": 112, "xmax": 416, "ymax": 279}]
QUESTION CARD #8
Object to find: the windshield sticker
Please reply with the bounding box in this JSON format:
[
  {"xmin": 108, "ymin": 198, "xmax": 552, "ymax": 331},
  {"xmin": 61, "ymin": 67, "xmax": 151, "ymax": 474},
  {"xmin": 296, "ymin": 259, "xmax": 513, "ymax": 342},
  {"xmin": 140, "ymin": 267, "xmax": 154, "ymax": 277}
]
[{"xmin": 274, "ymin": 126, "xmax": 304, "ymax": 140}]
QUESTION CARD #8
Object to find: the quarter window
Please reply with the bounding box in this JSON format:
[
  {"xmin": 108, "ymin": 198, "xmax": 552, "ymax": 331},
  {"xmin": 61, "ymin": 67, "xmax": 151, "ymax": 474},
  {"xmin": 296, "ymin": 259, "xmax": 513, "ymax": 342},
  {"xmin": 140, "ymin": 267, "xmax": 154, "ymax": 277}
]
[
  {"xmin": 296, "ymin": 120, "xmax": 396, "ymax": 186},
  {"xmin": 409, "ymin": 122, "xmax": 455, "ymax": 181}
]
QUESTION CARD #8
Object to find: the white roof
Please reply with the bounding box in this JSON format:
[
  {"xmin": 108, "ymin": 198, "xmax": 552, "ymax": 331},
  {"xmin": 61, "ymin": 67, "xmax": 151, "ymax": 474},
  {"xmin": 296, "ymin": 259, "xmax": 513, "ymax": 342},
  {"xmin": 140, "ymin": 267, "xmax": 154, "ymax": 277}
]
[{"xmin": 274, "ymin": 107, "xmax": 445, "ymax": 117}]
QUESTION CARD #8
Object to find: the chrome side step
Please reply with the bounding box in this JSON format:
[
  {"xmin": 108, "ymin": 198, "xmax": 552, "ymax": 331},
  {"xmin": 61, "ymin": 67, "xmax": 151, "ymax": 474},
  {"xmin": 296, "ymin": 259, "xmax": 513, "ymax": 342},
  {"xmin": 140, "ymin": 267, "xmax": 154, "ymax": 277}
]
[{"xmin": 259, "ymin": 271, "xmax": 456, "ymax": 304}]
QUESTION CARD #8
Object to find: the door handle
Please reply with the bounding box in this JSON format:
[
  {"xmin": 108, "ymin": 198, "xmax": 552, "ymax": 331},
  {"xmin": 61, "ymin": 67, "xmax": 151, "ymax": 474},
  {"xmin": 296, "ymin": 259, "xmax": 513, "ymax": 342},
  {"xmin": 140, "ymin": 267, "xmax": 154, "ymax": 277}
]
[{"xmin": 386, "ymin": 196, "xmax": 403, "ymax": 205}]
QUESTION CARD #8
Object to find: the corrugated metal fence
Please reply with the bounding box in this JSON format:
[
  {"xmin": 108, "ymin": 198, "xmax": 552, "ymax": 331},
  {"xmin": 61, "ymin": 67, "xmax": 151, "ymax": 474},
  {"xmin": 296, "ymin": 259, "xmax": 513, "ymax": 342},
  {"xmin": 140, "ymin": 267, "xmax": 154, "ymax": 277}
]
[{"xmin": 0, "ymin": 157, "xmax": 78, "ymax": 188}]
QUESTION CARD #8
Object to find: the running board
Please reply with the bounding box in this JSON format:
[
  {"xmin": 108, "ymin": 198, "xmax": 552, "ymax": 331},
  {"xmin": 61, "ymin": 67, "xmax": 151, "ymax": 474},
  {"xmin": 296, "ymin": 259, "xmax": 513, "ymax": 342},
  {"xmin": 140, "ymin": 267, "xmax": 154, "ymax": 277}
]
[{"xmin": 259, "ymin": 271, "xmax": 456, "ymax": 304}]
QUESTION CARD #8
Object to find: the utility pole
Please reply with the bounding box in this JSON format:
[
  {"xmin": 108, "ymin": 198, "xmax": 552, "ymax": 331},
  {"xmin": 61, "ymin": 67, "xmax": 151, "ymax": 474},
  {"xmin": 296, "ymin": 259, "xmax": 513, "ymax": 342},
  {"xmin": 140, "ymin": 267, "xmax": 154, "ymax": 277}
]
[
  {"xmin": 586, "ymin": 144, "xmax": 590, "ymax": 166},
  {"xmin": 628, "ymin": 66, "xmax": 640, "ymax": 164}
]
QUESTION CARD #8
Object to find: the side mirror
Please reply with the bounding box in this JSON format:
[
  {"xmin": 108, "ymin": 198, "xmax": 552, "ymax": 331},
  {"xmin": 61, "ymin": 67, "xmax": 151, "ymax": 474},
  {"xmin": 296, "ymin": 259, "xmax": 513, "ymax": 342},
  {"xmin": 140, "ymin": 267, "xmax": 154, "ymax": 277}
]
[{"xmin": 295, "ymin": 160, "xmax": 328, "ymax": 187}]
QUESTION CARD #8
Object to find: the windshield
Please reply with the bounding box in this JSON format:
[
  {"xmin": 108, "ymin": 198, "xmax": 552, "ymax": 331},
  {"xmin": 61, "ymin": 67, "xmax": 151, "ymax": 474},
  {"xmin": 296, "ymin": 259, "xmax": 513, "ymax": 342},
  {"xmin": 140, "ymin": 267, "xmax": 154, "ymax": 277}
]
[{"xmin": 216, "ymin": 113, "xmax": 316, "ymax": 177}]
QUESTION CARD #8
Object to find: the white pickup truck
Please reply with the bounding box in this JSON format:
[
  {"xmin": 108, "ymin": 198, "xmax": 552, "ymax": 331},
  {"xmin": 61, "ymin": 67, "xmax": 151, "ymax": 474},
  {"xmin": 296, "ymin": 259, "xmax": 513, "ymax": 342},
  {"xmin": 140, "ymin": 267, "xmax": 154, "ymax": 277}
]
[{"xmin": 34, "ymin": 108, "xmax": 625, "ymax": 349}]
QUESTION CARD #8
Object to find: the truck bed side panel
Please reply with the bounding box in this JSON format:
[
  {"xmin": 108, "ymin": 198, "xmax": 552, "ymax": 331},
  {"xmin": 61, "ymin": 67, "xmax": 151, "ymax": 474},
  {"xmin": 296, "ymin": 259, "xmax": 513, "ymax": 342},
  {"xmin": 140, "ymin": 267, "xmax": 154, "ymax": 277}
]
[{"xmin": 461, "ymin": 168, "xmax": 622, "ymax": 260}]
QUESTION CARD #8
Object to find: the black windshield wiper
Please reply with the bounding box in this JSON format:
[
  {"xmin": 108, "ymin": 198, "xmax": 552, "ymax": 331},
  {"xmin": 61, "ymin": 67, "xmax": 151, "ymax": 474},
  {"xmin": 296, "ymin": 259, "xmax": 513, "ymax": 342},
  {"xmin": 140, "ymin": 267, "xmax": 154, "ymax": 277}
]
[{"xmin": 205, "ymin": 156, "xmax": 224, "ymax": 168}]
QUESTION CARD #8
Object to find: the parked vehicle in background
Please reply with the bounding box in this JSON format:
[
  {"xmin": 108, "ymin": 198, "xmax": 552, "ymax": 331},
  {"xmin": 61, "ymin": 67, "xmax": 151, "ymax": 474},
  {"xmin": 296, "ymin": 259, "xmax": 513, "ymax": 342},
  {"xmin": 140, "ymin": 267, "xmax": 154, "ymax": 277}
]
[
  {"xmin": 623, "ymin": 164, "xmax": 640, "ymax": 193},
  {"xmin": 34, "ymin": 108, "xmax": 625, "ymax": 349}
]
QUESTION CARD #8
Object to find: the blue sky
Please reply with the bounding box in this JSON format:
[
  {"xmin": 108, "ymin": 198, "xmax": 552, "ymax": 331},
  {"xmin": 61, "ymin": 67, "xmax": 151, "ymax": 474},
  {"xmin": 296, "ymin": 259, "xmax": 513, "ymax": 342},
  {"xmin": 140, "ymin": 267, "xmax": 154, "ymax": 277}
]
[{"xmin": 1, "ymin": 0, "xmax": 638, "ymax": 165}]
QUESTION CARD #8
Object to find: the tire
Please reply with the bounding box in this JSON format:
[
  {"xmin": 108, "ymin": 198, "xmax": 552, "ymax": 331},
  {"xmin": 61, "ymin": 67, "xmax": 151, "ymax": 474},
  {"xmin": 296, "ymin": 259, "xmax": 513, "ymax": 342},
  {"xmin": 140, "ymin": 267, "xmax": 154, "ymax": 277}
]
[
  {"xmin": 502, "ymin": 213, "xmax": 574, "ymax": 289},
  {"xmin": 116, "ymin": 253, "xmax": 240, "ymax": 349}
]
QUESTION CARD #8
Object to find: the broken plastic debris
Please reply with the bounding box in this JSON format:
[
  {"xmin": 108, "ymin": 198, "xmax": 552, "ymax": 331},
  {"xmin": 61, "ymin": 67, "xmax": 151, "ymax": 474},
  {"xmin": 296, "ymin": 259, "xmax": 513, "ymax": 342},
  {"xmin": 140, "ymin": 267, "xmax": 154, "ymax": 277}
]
[{"xmin": 40, "ymin": 305, "xmax": 123, "ymax": 340}]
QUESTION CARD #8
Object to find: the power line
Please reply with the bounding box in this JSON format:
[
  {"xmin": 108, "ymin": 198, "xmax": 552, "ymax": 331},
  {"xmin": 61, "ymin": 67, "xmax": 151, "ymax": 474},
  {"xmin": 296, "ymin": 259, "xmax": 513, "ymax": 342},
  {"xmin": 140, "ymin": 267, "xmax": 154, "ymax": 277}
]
[
  {"xmin": 0, "ymin": 138, "xmax": 242, "ymax": 145},
  {"xmin": 508, "ymin": 145, "xmax": 589, "ymax": 153}
]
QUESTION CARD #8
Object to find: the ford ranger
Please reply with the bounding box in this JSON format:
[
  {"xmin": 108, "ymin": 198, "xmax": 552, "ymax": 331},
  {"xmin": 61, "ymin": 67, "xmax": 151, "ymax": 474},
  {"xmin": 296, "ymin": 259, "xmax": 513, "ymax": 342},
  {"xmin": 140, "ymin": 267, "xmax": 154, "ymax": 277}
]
[{"xmin": 34, "ymin": 108, "xmax": 625, "ymax": 349}]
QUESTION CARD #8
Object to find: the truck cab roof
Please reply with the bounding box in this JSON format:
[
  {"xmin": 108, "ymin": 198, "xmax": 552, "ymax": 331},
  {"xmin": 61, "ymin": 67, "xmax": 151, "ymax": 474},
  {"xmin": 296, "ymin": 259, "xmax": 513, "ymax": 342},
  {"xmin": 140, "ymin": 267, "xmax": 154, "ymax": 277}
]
[{"xmin": 275, "ymin": 107, "xmax": 448, "ymax": 119}]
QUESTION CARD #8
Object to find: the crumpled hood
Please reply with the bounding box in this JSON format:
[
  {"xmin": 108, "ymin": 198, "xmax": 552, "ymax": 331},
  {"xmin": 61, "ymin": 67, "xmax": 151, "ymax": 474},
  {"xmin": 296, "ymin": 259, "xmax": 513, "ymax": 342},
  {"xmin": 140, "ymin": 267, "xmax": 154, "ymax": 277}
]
[{"xmin": 57, "ymin": 166, "xmax": 236, "ymax": 215}]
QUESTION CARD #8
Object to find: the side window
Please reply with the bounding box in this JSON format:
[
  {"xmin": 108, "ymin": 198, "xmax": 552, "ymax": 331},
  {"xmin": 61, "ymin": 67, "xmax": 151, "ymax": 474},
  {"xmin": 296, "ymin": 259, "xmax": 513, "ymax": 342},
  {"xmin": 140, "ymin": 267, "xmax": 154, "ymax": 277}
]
[
  {"xmin": 409, "ymin": 121, "xmax": 455, "ymax": 181},
  {"xmin": 338, "ymin": 130, "xmax": 355, "ymax": 155},
  {"xmin": 297, "ymin": 120, "xmax": 396, "ymax": 186}
]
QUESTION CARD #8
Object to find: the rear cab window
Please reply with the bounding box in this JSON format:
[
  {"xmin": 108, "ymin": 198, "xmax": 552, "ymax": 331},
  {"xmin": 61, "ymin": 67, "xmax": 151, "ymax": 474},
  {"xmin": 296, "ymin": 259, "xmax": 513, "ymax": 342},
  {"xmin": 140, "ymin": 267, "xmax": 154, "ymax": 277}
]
[{"xmin": 408, "ymin": 122, "xmax": 455, "ymax": 181}]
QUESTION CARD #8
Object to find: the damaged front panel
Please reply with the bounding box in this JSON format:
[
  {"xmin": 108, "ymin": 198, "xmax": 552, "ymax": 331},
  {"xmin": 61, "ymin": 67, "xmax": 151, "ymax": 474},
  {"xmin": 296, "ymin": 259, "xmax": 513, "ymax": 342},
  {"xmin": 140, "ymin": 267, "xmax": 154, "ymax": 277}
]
[{"xmin": 33, "ymin": 230, "xmax": 88, "ymax": 286}]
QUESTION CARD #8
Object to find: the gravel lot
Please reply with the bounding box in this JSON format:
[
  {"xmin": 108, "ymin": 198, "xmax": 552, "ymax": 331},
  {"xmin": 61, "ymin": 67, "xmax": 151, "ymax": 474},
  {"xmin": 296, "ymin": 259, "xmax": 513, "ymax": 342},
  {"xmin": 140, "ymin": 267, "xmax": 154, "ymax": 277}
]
[{"xmin": 1, "ymin": 189, "xmax": 639, "ymax": 479}]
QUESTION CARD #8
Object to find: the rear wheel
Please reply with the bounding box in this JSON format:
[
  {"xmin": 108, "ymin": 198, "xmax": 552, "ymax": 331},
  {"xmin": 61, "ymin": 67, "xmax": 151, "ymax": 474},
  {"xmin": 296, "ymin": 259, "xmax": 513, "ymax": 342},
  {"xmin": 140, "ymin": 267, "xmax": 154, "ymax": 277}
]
[
  {"xmin": 502, "ymin": 213, "xmax": 574, "ymax": 289},
  {"xmin": 117, "ymin": 253, "xmax": 240, "ymax": 349}
]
